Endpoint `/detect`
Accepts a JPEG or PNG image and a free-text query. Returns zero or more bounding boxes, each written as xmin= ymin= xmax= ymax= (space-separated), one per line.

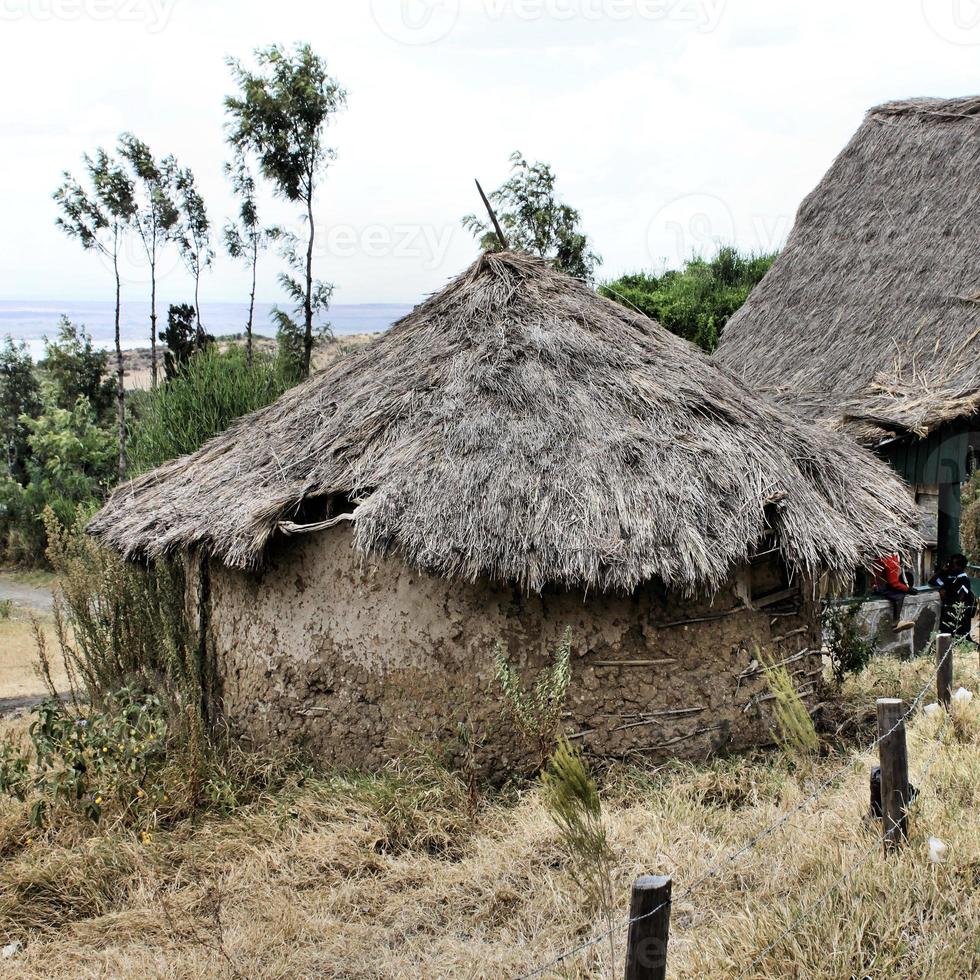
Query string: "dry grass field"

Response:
xmin=0 ymin=647 xmax=975 ymax=978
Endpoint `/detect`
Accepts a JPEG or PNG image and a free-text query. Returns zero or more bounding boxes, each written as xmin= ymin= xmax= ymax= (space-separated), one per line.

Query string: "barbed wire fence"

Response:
xmin=516 ymin=639 xmax=964 ymax=980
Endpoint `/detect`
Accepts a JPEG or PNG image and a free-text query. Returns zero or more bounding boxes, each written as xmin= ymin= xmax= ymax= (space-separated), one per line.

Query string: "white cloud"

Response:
xmin=0 ymin=0 xmax=978 ymax=306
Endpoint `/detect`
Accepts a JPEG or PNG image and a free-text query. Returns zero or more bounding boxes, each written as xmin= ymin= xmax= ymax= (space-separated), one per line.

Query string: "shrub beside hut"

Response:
xmin=89 ymin=252 xmax=918 ymax=770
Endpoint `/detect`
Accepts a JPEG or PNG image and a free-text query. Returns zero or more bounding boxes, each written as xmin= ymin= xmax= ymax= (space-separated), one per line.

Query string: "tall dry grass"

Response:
xmin=0 ymin=649 xmax=975 ymax=978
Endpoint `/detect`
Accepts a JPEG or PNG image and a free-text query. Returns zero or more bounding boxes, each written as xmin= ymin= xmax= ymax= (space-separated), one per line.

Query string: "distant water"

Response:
xmin=0 ymin=300 xmax=413 ymax=360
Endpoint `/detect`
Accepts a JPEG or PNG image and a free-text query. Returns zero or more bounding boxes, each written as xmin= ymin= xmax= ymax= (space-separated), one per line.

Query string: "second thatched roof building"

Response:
xmin=91 ymin=251 xmax=918 ymax=769
xmin=716 ymin=96 xmax=980 ymax=577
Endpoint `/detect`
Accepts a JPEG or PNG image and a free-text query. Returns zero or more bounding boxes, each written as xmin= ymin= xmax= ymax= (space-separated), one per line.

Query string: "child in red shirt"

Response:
xmin=870 ymin=554 xmax=914 ymax=632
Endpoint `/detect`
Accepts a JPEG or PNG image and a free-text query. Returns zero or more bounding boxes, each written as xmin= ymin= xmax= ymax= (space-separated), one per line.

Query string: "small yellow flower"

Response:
xmin=95 ymin=796 xmax=103 ymax=805
xmin=139 ymin=830 xmax=152 ymax=845
xmin=25 ymin=838 xmax=33 ymax=846
xmin=136 ymin=788 xmax=145 ymax=799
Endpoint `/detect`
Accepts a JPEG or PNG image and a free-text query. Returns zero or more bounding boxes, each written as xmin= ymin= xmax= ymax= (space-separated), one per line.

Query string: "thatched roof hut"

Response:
xmin=90 ymin=251 xmax=918 ymax=769
xmin=716 ymin=96 xmax=980 ymax=443
xmin=93 ymin=250 xmax=915 ymax=589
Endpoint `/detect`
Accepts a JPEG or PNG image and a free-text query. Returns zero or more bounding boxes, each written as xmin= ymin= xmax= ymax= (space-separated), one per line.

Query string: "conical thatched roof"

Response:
xmin=89 ymin=251 xmax=918 ymax=593
xmin=716 ymin=96 xmax=980 ymax=442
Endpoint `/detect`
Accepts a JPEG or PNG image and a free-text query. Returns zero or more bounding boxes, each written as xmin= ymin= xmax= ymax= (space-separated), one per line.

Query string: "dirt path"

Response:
xmin=0 ymin=575 xmax=54 ymax=613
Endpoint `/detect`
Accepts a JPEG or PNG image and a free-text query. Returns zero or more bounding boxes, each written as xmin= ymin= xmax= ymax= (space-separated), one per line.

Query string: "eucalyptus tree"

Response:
xmin=463 ymin=151 xmax=602 ymax=282
xmin=118 ymin=134 xmax=179 ymax=387
xmin=54 ymin=150 xmax=136 ymax=477
xmin=173 ymin=166 xmax=213 ymax=332
xmin=225 ymin=43 xmax=347 ymax=377
xmin=224 ymin=158 xmax=273 ymax=367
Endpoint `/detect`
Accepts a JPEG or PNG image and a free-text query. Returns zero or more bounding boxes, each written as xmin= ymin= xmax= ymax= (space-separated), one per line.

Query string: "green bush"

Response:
xmin=0 ymin=396 xmax=115 ymax=563
xmin=962 ymin=469 xmax=979 ymax=565
xmin=0 ymin=688 xmax=168 ymax=831
xmin=822 ymin=601 xmax=878 ymax=684
xmin=128 ymin=345 xmax=292 ymax=473
xmin=38 ymin=317 xmax=116 ymax=422
xmin=599 ymin=246 xmax=776 ymax=352
xmin=5 ymin=515 xmax=289 ymax=832
xmin=42 ymin=510 xmax=197 ymax=703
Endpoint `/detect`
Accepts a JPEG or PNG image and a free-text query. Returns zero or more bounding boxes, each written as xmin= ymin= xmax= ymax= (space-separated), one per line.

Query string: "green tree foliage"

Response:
xmin=599 ymin=246 xmax=776 ymax=352
xmin=118 ymin=134 xmax=180 ymax=388
xmin=270 ymin=306 xmax=307 ymax=385
xmin=224 ymin=159 xmax=274 ymax=367
xmin=53 ymin=148 xmax=136 ymax=477
xmin=129 ymin=346 xmax=292 ymax=473
xmin=962 ymin=469 xmax=980 ymax=565
xmin=172 ymin=167 xmax=213 ymax=331
xmin=0 ymin=336 xmax=42 ymax=484
xmin=40 ymin=317 xmax=115 ymax=421
xmin=0 ymin=396 xmax=116 ymax=561
xmin=160 ymin=303 xmax=214 ymax=381
xmin=463 ymin=151 xmax=601 ymax=281
xmin=226 ymin=43 xmax=347 ymax=377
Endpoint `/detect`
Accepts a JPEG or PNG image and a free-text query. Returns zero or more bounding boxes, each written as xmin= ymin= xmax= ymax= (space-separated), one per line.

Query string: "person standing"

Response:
xmin=929 ymin=554 xmax=978 ymax=640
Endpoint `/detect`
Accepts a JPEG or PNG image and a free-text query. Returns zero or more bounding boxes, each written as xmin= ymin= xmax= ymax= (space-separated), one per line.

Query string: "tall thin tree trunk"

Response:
xmin=194 ymin=266 xmax=202 ymax=333
xmin=303 ymin=191 xmax=315 ymax=377
xmin=247 ymin=240 xmax=257 ymax=369
xmin=150 ymin=245 xmax=158 ymax=388
xmin=113 ymin=229 xmax=127 ymax=479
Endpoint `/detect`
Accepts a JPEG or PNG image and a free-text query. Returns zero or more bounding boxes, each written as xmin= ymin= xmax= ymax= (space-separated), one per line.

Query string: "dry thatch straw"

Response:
xmin=716 ymin=96 xmax=980 ymax=442
xmin=90 ymin=250 xmax=919 ymax=593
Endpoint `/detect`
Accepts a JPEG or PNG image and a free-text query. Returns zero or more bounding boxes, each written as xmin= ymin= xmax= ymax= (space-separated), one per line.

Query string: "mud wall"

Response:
xmin=193 ymin=527 xmax=821 ymax=771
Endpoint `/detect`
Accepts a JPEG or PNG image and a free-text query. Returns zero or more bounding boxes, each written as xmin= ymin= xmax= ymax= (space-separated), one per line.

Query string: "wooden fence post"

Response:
xmin=876 ymin=698 xmax=910 ymax=853
xmin=624 ymin=875 xmax=671 ymax=980
xmin=936 ymin=633 xmax=953 ymax=710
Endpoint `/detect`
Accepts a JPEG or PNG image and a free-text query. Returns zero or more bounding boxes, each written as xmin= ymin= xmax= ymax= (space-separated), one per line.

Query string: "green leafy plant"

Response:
xmin=159 ymin=302 xmax=213 ymax=381
xmin=822 ymin=601 xmax=878 ymax=685
xmin=761 ymin=651 xmax=820 ymax=757
xmin=599 ymin=246 xmax=776 ymax=352
xmin=495 ymin=627 xmax=572 ymax=768
xmin=541 ymin=737 xmax=617 ymax=977
xmin=0 ymin=688 xmax=167 ymax=832
xmin=0 ymin=598 xmax=11 ymax=620
xmin=462 ymin=151 xmax=601 ymax=281
xmin=40 ymin=318 xmax=116 ymax=422
xmin=961 ymin=469 xmax=979 ymax=564
xmin=0 ymin=395 xmax=116 ymax=563
xmin=42 ymin=510 xmax=197 ymax=703
xmin=129 ymin=345 xmax=291 ymax=473
xmin=0 ymin=335 xmax=42 ymax=486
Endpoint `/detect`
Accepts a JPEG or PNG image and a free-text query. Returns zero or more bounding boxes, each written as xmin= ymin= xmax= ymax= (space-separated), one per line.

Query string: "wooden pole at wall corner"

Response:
xmin=876 ymin=698 xmax=910 ymax=854
xmin=624 ymin=875 xmax=671 ymax=980
xmin=936 ymin=633 xmax=953 ymax=710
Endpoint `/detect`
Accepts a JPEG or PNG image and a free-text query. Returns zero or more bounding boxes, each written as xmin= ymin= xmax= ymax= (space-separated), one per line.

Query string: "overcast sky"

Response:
xmin=2 ymin=0 xmax=979 ymax=306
